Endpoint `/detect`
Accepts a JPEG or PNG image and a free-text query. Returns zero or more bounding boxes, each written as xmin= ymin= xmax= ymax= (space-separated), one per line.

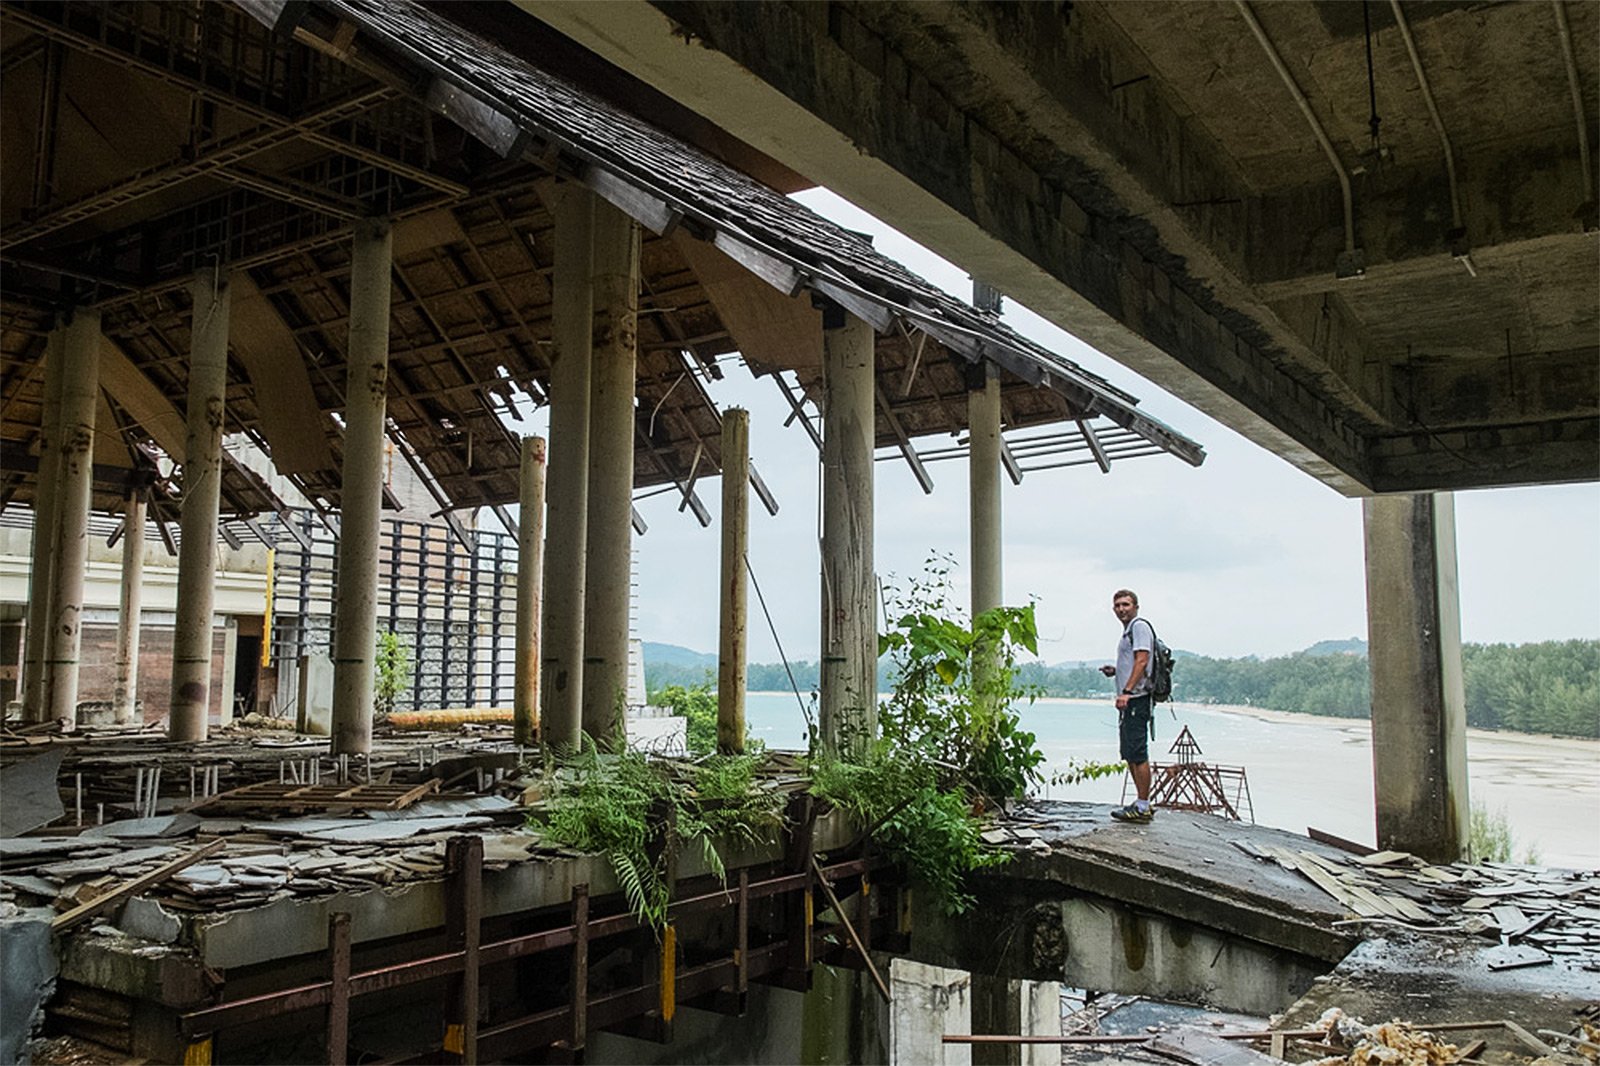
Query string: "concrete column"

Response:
xmin=43 ymin=311 xmax=101 ymax=729
xmin=169 ymin=269 xmax=232 ymax=742
xmin=580 ymin=199 xmax=639 ymax=749
xmin=515 ymin=436 xmax=547 ymax=747
xmin=331 ymin=219 xmax=392 ymax=755
xmin=968 ymin=370 xmax=1002 ymax=617
xmin=718 ymin=408 xmax=750 ymax=755
xmin=889 ymin=959 xmax=971 ymax=1066
xmin=819 ymin=307 xmax=876 ymax=756
xmin=1363 ymin=492 xmax=1469 ymax=863
xmin=219 ymin=616 xmax=238 ymax=726
xmin=112 ymin=493 xmax=146 ymax=724
xmin=540 ymin=184 xmax=594 ymax=751
xmin=21 ymin=327 xmax=64 ymax=721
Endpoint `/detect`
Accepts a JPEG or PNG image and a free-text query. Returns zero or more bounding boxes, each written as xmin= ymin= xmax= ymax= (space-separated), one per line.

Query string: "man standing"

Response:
xmin=1100 ymin=588 xmax=1155 ymax=823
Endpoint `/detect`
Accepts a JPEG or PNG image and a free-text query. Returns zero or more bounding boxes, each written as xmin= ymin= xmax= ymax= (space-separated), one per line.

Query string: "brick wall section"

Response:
xmin=78 ymin=624 xmax=228 ymax=725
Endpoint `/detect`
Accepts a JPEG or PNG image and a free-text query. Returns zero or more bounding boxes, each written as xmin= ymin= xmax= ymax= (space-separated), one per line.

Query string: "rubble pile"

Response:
xmin=1236 ymin=843 xmax=1600 ymax=971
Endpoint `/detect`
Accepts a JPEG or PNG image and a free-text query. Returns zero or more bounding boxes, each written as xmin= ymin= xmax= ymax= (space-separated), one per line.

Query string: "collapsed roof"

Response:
xmin=0 ymin=0 xmax=1203 ymax=536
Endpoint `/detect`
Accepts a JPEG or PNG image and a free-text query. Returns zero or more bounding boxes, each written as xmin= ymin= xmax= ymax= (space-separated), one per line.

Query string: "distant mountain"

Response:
xmin=642 ymin=641 xmax=716 ymax=668
xmin=1303 ymin=638 xmax=1368 ymax=657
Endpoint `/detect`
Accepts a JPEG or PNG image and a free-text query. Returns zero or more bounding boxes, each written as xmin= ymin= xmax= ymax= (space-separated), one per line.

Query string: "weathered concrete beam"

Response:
xmin=1368 ymin=415 xmax=1600 ymax=494
xmin=330 ymin=220 xmax=393 ymax=756
xmin=21 ymin=326 xmax=64 ymax=721
xmin=170 ymin=269 xmax=232 ymax=743
xmin=1253 ymin=164 xmax=1598 ymax=302
xmin=515 ymin=436 xmax=546 ymax=748
xmin=819 ymin=308 xmax=877 ymax=755
xmin=539 ymin=181 xmax=595 ymax=751
xmin=524 ymin=0 xmax=1377 ymax=492
xmin=113 ymin=493 xmax=146 ymax=725
xmin=718 ymin=407 xmax=750 ymax=755
xmin=580 ymin=199 xmax=640 ymax=748
xmin=1363 ymin=493 xmax=1469 ymax=863
xmin=44 ymin=311 xmax=101 ymax=729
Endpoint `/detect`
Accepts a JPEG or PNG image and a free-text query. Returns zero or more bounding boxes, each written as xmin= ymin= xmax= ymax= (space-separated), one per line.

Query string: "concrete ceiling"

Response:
xmin=522 ymin=0 xmax=1600 ymax=494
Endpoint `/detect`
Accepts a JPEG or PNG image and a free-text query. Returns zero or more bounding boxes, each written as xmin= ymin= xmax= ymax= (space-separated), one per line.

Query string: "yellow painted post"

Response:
xmin=659 ymin=923 xmax=677 ymax=1024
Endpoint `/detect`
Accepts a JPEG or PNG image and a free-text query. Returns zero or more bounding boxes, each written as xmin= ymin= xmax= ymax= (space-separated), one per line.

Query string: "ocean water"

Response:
xmin=739 ymin=691 xmax=1600 ymax=869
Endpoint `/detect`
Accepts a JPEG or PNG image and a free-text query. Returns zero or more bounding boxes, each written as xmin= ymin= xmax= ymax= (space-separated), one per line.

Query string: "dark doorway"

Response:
xmin=233 ymin=635 xmax=261 ymax=717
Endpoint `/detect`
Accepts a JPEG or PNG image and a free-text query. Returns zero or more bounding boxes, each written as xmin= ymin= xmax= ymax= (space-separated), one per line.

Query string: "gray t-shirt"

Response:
xmin=1116 ymin=617 xmax=1156 ymax=696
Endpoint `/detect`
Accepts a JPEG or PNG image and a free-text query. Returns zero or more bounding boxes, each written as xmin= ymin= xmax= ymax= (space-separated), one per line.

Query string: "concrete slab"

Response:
xmin=991 ymin=801 xmax=1359 ymax=964
xmin=1 ymin=907 xmax=57 ymax=1064
xmin=0 ymin=749 xmax=65 ymax=837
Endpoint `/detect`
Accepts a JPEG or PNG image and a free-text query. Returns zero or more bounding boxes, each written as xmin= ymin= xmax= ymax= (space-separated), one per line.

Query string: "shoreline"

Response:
xmin=745 ymin=692 xmax=1600 ymax=752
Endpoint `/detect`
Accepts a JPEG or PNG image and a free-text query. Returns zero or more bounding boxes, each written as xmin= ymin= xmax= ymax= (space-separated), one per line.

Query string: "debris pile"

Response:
xmin=1234 ymin=842 xmax=1600 ymax=971
xmin=1308 ymin=1009 xmax=1459 ymax=1066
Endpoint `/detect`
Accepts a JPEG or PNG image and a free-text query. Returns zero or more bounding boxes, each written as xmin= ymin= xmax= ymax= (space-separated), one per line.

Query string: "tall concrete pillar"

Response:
xmin=331 ymin=219 xmax=392 ymax=755
xmin=1363 ymin=492 xmax=1469 ymax=863
xmin=819 ymin=307 xmax=876 ymax=756
xmin=43 ymin=311 xmax=101 ymax=729
xmin=968 ymin=368 xmax=1004 ymax=720
xmin=968 ymin=370 xmax=1002 ymax=617
xmin=515 ymin=436 xmax=547 ymax=747
xmin=21 ymin=327 xmax=64 ymax=721
xmin=581 ymin=200 xmax=640 ymax=749
xmin=718 ymin=408 xmax=750 ymax=755
xmin=113 ymin=492 xmax=147 ymax=724
xmin=170 ymin=269 xmax=231 ymax=742
xmin=540 ymin=184 xmax=594 ymax=752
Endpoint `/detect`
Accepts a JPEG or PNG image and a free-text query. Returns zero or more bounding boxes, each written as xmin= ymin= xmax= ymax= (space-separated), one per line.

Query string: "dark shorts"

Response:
xmin=1119 ymin=695 xmax=1152 ymax=765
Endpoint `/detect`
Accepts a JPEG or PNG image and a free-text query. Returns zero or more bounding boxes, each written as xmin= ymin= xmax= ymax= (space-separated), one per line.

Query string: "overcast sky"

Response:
xmin=516 ymin=190 xmax=1600 ymax=666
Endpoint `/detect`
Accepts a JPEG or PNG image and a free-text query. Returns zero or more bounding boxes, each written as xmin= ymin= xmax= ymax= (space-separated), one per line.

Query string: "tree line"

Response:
xmin=645 ymin=639 xmax=1599 ymax=739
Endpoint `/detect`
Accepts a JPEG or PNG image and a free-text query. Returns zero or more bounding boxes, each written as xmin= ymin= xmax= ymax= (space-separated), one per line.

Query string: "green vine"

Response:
xmin=529 ymin=740 xmax=785 ymax=930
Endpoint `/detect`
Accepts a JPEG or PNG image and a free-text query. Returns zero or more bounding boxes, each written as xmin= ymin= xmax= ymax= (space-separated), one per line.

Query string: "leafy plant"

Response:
xmin=877 ymin=556 xmax=1045 ymax=802
xmin=529 ymin=740 xmax=785 ymax=929
xmin=809 ymin=743 xmax=1007 ymax=914
xmin=373 ymin=630 xmax=413 ymax=720
xmin=651 ymin=682 xmax=720 ymax=754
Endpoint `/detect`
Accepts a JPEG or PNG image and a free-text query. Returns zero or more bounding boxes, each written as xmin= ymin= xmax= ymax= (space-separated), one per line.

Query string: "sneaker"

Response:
xmin=1110 ymin=803 xmax=1153 ymax=824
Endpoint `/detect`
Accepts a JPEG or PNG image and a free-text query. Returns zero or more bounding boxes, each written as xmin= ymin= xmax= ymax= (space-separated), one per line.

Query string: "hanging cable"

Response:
xmin=1362 ymin=0 xmax=1383 ymax=151
xmin=744 ymin=553 xmax=814 ymax=728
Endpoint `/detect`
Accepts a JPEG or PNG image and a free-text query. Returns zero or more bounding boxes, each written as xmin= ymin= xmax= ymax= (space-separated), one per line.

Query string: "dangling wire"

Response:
xmin=744 ymin=553 xmax=813 ymax=733
xmin=1363 ymin=0 xmax=1383 ymax=151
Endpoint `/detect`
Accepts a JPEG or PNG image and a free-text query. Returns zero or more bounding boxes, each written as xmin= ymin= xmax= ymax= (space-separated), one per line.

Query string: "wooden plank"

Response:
xmin=229 ymin=273 xmax=335 ymax=476
xmin=1355 ymin=849 xmax=1416 ymax=867
xmin=673 ymin=230 xmax=822 ymax=371
xmin=97 ymin=336 xmax=187 ymax=459
xmin=53 ymin=839 xmax=226 ymax=931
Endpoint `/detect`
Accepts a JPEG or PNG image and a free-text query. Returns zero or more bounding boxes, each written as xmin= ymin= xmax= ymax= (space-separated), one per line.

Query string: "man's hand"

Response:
xmin=1114 ymin=693 xmax=1130 ymax=710
xmin=1099 ymin=664 xmax=1116 ymax=677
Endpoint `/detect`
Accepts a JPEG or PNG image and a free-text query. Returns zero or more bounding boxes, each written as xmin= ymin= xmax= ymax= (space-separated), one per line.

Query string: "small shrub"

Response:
xmin=651 ymin=682 xmax=719 ymax=754
xmin=374 ymin=631 xmax=413 ymax=719
xmin=1469 ymin=801 xmax=1540 ymax=865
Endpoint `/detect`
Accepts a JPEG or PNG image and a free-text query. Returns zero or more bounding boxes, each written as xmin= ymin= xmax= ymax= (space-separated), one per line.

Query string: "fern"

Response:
xmin=529 ymin=739 xmax=786 ymax=930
